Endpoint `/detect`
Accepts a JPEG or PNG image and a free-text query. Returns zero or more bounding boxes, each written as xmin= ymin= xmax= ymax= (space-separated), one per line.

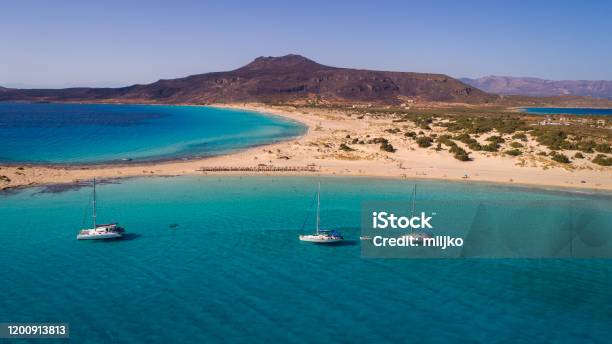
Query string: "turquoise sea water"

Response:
xmin=1 ymin=176 xmax=612 ymax=343
xmin=0 ymin=103 xmax=305 ymax=164
xmin=522 ymin=107 xmax=612 ymax=116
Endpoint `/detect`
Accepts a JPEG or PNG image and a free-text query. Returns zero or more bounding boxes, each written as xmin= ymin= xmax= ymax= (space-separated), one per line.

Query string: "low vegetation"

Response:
xmin=299 ymin=104 xmax=611 ymax=170
xmin=505 ymin=149 xmax=522 ymax=156
xmin=436 ymin=135 xmax=456 ymax=147
xmin=369 ymin=137 xmax=396 ymax=152
xmin=550 ymin=152 xmax=571 ymax=164
xmin=384 ymin=128 xmax=401 ymax=134
xmin=416 ymin=136 xmax=433 ymax=148
xmin=486 ymin=135 xmax=505 ymax=145
xmin=380 ymin=141 xmax=396 ymax=152
xmin=512 ymin=132 xmax=528 ymax=141
xmin=481 ymin=142 xmax=500 ymax=152
xmin=339 ymin=143 xmax=355 ymax=152
xmin=596 ymin=143 xmax=611 ymax=153
xmin=443 ymin=116 xmax=527 ymax=134
xmin=528 ymin=129 xmax=567 ymax=150
xmin=592 ymin=154 xmax=612 ymax=166
xmin=449 ymin=145 xmax=471 ymax=161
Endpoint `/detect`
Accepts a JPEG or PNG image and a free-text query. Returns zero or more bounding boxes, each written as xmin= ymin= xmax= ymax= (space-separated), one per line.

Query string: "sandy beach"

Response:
xmin=1 ymin=103 xmax=611 ymax=192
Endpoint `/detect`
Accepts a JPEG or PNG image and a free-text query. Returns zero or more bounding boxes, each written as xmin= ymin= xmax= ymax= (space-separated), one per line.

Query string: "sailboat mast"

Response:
xmin=411 ymin=184 xmax=417 ymax=215
xmin=316 ymin=182 xmax=320 ymax=234
xmin=92 ymin=178 xmax=97 ymax=229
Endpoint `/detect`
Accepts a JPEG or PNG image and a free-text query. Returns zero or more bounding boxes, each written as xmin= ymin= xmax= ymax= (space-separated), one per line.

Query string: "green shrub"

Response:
xmin=380 ymin=142 xmax=396 ymax=153
xmin=510 ymin=141 xmax=523 ymax=148
xmin=559 ymin=141 xmax=577 ymax=150
xmin=370 ymin=137 xmax=389 ymax=144
xmin=436 ymin=135 xmax=456 ymax=147
xmin=551 ymin=152 xmax=571 ymax=164
xmin=405 ymin=131 xmax=417 ymax=138
xmin=443 ymin=116 xmax=527 ymax=134
xmin=592 ymin=154 xmax=612 ymax=166
xmin=450 ymin=146 xmax=471 ymax=161
xmin=454 ymin=133 xmax=477 ymax=145
xmin=339 ymin=143 xmax=355 ymax=152
xmin=532 ymin=129 xmax=567 ymax=150
xmin=416 ymin=136 xmax=433 ymax=148
xmin=512 ymin=132 xmax=528 ymax=141
xmin=574 ymin=152 xmax=584 ymax=159
xmin=468 ymin=142 xmax=483 ymax=151
xmin=595 ymin=143 xmax=611 ymax=153
xmin=454 ymin=151 xmax=471 ymax=161
xmin=481 ymin=143 xmax=500 ymax=152
xmin=486 ymin=135 xmax=505 ymax=144
xmin=413 ymin=116 xmax=433 ymax=130
xmin=505 ymin=149 xmax=522 ymax=156
xmin=576 ymin=140 xmax=596 ymax=153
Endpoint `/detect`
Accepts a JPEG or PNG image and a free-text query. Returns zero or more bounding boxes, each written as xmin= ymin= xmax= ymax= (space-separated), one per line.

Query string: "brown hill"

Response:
xmin=0 ymin=54 xmax=495 ymax=105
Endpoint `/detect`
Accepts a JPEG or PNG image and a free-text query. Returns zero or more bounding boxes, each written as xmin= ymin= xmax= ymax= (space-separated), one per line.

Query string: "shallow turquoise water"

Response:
xmin=1 ymin=176 xmax=612 ymax=343
xmin=0 ymin=103 xmax=305 ymax=164
xmin=522 ymin=107 xmax=612 ymax=116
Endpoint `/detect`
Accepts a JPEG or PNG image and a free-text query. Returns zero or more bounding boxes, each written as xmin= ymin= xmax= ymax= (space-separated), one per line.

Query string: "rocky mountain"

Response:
xmin=0 ymin=54 xmax=495 ymax=105
xmin=461 ymin=76 xmax=612 ymax=99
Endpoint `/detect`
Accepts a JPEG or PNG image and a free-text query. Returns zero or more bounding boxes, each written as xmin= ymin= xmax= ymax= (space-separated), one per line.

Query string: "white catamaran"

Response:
xmin=76 ymin=178 xmax=125 ymax=240
xmin=299 ymin=183 xmax=344 ymax=244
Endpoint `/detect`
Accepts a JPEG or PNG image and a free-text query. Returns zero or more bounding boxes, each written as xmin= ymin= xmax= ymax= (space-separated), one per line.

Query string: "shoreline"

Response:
xmin=0 ymin=103 xmax=308 ymax=168
xmin=1 ymin=103 xmax=611 ymax=193
xmin=5 ymin=174 xmax=612 ymax=198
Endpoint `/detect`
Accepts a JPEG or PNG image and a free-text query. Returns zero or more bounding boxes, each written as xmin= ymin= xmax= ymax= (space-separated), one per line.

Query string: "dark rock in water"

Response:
xmin=169 ymin=224 xmax=179 ymax=229
xmin=35 ymin=179 xmax=121 ymax=194
xmin=36 ymin=181 xmax=92 ymax=194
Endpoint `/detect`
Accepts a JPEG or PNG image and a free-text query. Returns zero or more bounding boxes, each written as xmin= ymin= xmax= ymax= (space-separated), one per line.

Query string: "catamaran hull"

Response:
xmin=299 ymin=236 xmax=344 ymax=244
xmin=76 ymin=233 xmax=123 ymax=240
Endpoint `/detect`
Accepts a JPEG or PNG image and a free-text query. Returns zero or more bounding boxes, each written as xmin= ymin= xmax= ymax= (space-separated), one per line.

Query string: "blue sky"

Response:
xmin=1 ymin=0 xmax=611 ymax=88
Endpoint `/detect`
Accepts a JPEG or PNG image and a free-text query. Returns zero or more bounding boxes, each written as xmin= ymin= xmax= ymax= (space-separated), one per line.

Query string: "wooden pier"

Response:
xmin=198 ymin=165 xmax=319 ymax=173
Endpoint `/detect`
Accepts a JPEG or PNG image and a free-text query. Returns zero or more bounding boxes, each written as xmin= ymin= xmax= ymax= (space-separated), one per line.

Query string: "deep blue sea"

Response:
xmin=0 ymin=103 xmax=305 ymax=164
xmin=522 ymin=107 xmax=612 ymax=116
xmin=1 ymin=176 xmax=612 ymax=343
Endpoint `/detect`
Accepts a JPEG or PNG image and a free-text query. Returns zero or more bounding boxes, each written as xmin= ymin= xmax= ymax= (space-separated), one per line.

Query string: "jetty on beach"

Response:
xmin=198 ymin=165 xmax=319 ymax=173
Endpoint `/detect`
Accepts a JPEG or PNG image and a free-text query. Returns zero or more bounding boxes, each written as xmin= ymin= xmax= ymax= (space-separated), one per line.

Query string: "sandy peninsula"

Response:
xmin=0 ymin=103 xmax=611 ymax=192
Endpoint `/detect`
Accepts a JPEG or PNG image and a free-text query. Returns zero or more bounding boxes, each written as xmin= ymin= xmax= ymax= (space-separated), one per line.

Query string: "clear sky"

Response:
xmin=1 ymin=0 xmax=611 ymax=88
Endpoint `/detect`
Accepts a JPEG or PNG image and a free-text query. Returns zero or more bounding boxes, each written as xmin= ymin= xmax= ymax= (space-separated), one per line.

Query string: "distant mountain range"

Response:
xmin=461 ymin=76 xmax=612 ymax=99
xmin=2 ymin=56 xmax=611 ymax=106
xmin=0 ymin=55 xmax=494 ymax=104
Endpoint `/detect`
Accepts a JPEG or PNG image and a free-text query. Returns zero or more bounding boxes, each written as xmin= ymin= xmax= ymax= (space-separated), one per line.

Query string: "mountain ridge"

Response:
xmin=461 ymin=75 xmax=612 ymax=99
xmin=0 ymin=54 xmax=494 ymax=104
xmin=3 ymin=56 xmax=612 ymax=106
